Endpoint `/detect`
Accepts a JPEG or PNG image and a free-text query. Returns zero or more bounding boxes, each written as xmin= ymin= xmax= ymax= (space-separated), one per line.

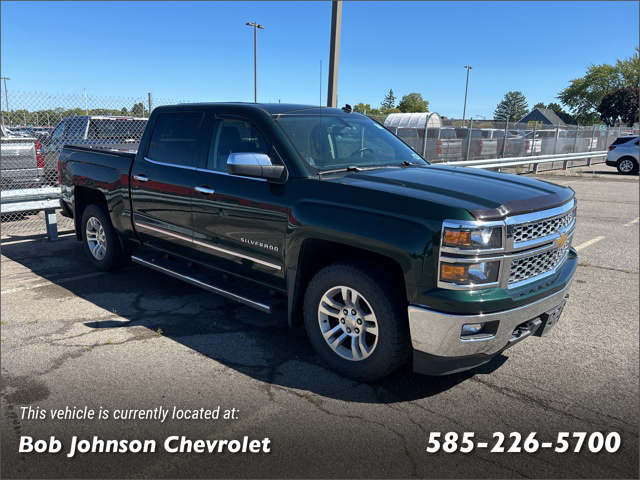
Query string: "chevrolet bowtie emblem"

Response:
xmin=555 ymin=233 xmax=567 ymax=248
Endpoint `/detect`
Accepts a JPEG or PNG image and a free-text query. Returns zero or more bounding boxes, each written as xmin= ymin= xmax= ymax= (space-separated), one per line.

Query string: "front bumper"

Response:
xmin=409 ymin=269 xmax=574 ymax=376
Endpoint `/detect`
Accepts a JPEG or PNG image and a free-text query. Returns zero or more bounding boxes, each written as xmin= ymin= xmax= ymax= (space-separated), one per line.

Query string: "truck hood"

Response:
xmin=320 ymin=164 xmax=574 ymax=220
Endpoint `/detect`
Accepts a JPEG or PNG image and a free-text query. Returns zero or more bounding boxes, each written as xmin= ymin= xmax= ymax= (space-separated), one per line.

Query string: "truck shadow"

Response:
xmin=1 ymin=236 xmax=508 ymax=404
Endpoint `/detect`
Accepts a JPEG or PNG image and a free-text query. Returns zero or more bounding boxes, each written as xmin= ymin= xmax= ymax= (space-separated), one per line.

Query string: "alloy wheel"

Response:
xmin=317 ymin=286 xmax=379 ymax=361
xmin=619 ymin=159 xmax=635 ymax=173
xmin=86 ymin=216 xmax=107 ymax=260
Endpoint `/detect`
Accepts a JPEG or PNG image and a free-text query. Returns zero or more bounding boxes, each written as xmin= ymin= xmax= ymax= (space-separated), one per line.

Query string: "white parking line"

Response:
xmin=0 ymin=232 xmax=75 ymax=246
xmin=624 ymin=217 xmax=639 ymax=227
xmin=574 ymin=236 xmax=605 ymax=252
xmin=0 ymin=272 xmax=104 ymax=295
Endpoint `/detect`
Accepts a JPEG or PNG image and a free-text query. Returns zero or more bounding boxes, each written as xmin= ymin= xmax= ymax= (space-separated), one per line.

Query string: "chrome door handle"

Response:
xmin=195 ymin=186 xmax=215 ymax=195
xmin=133 ymin=174 xmax=148 ymax=182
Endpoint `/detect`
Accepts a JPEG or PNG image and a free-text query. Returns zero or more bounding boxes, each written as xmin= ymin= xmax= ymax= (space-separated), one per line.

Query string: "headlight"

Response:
xmin=440 ymin=261 xmax=500 ymax=285
xmin=443 ymin=226 xmax=502 ymax=249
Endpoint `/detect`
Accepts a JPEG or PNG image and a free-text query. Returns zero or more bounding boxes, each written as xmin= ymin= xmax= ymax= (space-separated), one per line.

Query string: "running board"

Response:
xmin=131 ymin=251 xmax=283 ymax=314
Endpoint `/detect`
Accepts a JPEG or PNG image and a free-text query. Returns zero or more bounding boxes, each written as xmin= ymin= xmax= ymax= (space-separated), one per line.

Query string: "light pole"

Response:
xmin=1 ymin=77 xmax=10 ymax=126
xmin=246 ymin=22 xmax=265 ymax=103
xmin=462 ymin=66 xmax=472 ymax=122
xmin=327 ymin=1 xmax=342 ymax=107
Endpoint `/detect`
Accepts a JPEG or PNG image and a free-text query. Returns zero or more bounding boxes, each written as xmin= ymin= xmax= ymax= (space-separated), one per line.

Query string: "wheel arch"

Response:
xmin=286 ymin=238 xmax=414 ymax=327
xmin=73 ymin=186 xmax=108 ymax=240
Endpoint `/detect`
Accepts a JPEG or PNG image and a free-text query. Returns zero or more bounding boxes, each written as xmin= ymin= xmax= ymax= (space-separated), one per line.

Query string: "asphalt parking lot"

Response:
xmin=1 ymin=163 xmax=638 ymax=479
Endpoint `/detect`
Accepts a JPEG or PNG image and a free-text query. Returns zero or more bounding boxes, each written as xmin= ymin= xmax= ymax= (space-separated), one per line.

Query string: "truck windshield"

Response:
xmin=274 ymin=114 xmax=427 ymax=171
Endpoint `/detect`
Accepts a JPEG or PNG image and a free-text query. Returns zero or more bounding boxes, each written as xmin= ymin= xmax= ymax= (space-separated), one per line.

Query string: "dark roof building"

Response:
xmin=518 ymin=107 xmax=576 ymax=126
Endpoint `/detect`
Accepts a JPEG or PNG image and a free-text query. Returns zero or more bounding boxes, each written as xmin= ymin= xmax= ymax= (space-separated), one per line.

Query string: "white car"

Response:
xmin=606 ymin=135 xmax=639 ymax=174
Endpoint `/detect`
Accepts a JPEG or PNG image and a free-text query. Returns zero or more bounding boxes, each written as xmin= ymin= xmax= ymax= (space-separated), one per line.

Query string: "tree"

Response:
xmin=353 ymin=103 xmax=370 ymax=114
xmin=546 ymin=102 xmax=564 ymax=113
xmin=534 ymin=102 xmax=546 ymax=108
xmin=558 ymin=48 xmax=639 ymax=124
xmin=493 ymin=91 xmax=529 ymax=122
xmin=131 ymin=102 xmax=148 ymax=117
xmin=397 ymin=93 xmax=428 ymax=113
xmin=381 ymin=89 xmax=396 ymax=109
xmin=597 ymin=86 xmax=639 ymax=126
xmin=121 ymin=107 xmax=129 ymax=115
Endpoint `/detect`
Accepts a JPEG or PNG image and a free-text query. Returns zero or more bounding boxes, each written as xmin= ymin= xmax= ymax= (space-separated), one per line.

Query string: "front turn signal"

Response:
xmin=440 ymin=263 xmax=468 ymax=283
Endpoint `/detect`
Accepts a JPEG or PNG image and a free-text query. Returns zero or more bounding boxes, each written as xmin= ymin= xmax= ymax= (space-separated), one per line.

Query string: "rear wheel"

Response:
xmin=81 ymin=204 xmax=130 ymax=271
xmin=616 ymin=157 xmax=638 ymax=174
xmin=303 ymin=262 xmax=410 ymax=381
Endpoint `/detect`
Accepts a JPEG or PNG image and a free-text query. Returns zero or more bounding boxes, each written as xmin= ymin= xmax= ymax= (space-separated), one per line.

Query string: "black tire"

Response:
xmin=81 ymin=204 xmax=131 ymax=271
xmin=616 ymin=157 xmax=638 ymax=175
xmin=303 ymin=262 xmax=411 ymax=381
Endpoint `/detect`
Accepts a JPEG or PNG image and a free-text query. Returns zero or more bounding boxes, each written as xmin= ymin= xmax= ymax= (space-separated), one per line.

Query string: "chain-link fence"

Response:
xmin=1 ymin=90 xmax=636 ymax=237
xmin=365 ymin=112 xmax=633 ymax=173
xmin=0 ymin=90 xmax=198 ymax=236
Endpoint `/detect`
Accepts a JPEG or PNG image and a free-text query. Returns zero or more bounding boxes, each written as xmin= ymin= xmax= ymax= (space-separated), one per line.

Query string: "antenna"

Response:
xmin=319 ymin=60 xmax=322 ymax=108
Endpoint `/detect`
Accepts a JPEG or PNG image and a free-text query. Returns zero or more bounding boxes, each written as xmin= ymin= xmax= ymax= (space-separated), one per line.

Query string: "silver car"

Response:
xmin=606 ymin=135 xmax=639 ymax=174
xmin=1 ymin=126 xmax=43 ymax=189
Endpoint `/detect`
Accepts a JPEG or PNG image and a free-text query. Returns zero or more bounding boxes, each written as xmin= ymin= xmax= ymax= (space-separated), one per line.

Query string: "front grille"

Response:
xmin=513 ymin=209 xmax=575 ymax=243
xmin=509 ymin=242 xmax=570 ymax=284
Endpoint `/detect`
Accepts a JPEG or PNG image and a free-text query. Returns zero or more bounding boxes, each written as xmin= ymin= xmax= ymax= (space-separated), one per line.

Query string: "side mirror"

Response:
xmin=227 ymin=152 xmax=286 ymax=182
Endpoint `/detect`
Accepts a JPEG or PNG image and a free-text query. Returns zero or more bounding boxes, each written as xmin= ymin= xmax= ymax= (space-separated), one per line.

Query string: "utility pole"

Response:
xmin=246 ymin=22 xmax=265 ymax=103
xmin=1 ymin=77 xmax=10 ymax=126
xmin=327 ymin=1 xmax=342 ymax=107
xmin=462 ymin=66 xmax=472 ymax=122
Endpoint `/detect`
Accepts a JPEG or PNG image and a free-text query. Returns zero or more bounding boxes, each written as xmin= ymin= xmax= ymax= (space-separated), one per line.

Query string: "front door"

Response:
xmin=190 ymin=115 xmax=289 ymax=288
xmin=130 ymin=110 xmax=205 ymax=258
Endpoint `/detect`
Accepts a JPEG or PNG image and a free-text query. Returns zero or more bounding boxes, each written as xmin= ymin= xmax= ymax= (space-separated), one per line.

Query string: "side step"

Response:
xmin=131 ymin=251 xmax=284 ymax=314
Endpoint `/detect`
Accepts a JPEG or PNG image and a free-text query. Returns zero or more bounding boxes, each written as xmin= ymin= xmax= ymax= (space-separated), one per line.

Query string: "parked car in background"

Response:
xmin=1 ymin=125 xmax=44 ymax=189
xmin=425 ymin=127 xmax=463 ymax=162
xmin=454 ymin=127 xmax=483 ymax=159
xmin=477 ymin=129 xmax=499 ymax=158
xmin=529 ymin=129 xmax=590 ymax=155
xmin=481 ymin=129 xmax=525 ymax=157
xmin=606 ymin=135 xmax=639 ymax=174
xmin=42 ymin=115 xmax=147 ymax=185
xmin=521 ymin=131 xmax=542 ymax=155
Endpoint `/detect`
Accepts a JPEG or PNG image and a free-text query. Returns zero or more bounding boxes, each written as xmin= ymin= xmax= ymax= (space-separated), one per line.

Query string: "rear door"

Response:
xmin=190 ymin=114 xmax=289 ymax=288
xmin=130 ymin=110 xmax=206 ymax=258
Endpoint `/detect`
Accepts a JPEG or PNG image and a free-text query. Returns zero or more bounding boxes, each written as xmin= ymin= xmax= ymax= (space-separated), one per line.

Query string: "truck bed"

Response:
xmin=59 ymin=144 xmax=136 ymax=194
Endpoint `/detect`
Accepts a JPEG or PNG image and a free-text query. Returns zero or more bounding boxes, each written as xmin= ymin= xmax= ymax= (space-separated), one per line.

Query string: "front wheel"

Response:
xmin=303 ymin=263 xmax=411 ymax=381
xmin=81 ymin=204 xmax=131 ymax=271
xmin=616 ymin=157 xmax=638 ymax=175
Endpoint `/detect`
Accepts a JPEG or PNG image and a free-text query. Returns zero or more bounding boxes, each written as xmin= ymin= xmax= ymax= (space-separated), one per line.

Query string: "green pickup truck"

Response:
xmin=59 ymin=103 xmax=577 ymax=380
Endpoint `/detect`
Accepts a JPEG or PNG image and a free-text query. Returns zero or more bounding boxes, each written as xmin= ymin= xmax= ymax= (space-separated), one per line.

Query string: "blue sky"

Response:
xmin=1 ymin=1 xmax=638 ymax=118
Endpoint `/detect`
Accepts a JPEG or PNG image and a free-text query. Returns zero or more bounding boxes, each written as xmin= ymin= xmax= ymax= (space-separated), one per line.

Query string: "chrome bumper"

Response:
xmin=408 ymin=278 xmax=573 ymax=359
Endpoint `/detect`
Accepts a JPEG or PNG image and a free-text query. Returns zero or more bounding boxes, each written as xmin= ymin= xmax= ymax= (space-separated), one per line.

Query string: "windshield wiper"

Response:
xmin=318 ymin=165 xmax=366 ymax=175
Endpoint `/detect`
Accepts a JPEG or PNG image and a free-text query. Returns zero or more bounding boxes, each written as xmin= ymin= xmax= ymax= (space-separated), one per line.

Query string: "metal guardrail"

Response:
xmin=1 ymin=186 xmax=63 ymax=240
xmin=443 ymin=150 xmax=608 ymax=171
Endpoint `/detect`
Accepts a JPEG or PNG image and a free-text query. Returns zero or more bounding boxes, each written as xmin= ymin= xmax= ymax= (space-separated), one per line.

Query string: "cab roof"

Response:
xmin=171 ymin=102 xmax=354 ymax=116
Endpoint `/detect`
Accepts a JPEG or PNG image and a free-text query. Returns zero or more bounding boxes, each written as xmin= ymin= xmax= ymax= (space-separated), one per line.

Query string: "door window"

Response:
xmin=147 ymin=112 xmax=203 ymax=166
xmin=207 ymin=118 xmax=270 ymax=171
xmin=51 ymin=121 xmax=67 ymax=141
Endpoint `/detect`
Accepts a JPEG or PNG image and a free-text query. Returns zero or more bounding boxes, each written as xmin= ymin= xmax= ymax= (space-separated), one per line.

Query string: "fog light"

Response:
xmin=461 ymin=323 xmax=484 ymax=336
